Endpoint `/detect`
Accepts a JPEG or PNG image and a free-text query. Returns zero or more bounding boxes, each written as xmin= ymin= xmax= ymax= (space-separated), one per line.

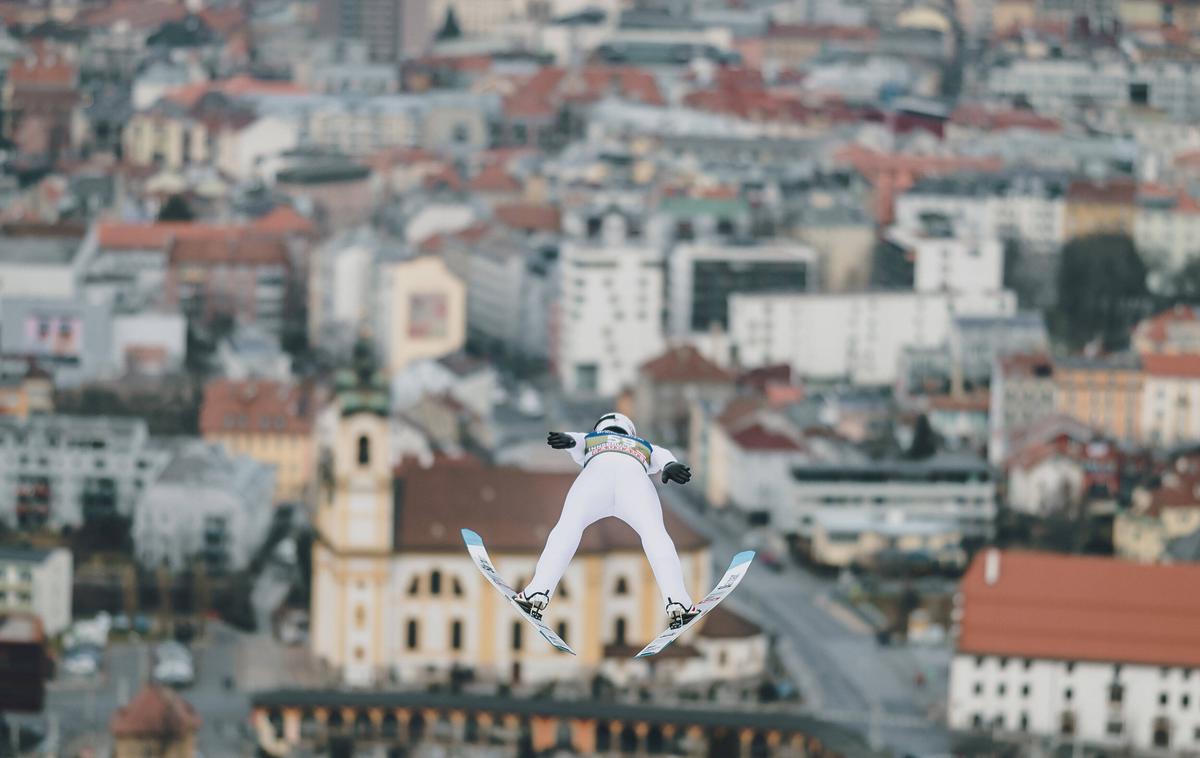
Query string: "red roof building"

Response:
xmin=110 ymin=684 xmax=201 ymax=744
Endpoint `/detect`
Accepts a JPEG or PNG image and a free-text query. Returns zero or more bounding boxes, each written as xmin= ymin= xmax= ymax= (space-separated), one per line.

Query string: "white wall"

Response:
xmin=728 ymin=290 xmax=1016 ymax=386
xmin=1141 ymin=375 xmax=1200 ymax=447
xmin=111 ymin=312 xmax=186 ymax=373
xmin=950 ymin=653 xmax=1200 ymax=752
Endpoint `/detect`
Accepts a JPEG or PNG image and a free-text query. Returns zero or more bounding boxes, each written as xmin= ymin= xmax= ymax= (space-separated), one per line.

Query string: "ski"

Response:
xmin=461 ymin=528 xmax=576 ymax=655
xmin=635 ymin=550 xmax=756 ymax=658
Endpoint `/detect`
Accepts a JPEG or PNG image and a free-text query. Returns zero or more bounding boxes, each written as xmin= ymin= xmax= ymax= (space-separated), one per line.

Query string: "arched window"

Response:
xmin=558 ymin=581 xmax=569 ymax=599
xmin=512 ymin=621 xmax=523 ymax=651
xmin=354 ymin=605 xmax=366 ymax=628
xmin=430 ymin=570 xmax=442 ymax=595
xmin=452 ymin=577 xmax=463 ymax=596
xmin=614 ymin=577 xmax=628 ymax=595
xmin=407 ymin=576 xmax=420 ymax=595
xmin=557 ymin=621 xmax=569 ymax=644
xmin=357 ymin=435 xmax=370 ymax=466
xmin=614 ymin=617 xmax=627 ymax=646
xmin=406 ymin=619 xmax=419 ymax=650
xmin=450 ymin=620 xmax=463 ymax=650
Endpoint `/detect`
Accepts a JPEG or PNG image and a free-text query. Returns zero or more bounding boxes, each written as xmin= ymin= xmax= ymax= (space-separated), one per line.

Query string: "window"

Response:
xmin=1019 ymin=713 xmax=1029 ymax=731
xmin=452 ymin=577 xmax=463 ymax=597
xmin=614 ymin=617 xmax=627 ymax=646
xmin=357 ymin=435 xmax=370 ymax=466
xmin=1024 ymin=659 xmax=1033 ymax=671
xmin=1160 ymin=692 xmax=1169 ymax=706
xmin=557 ymin=621 xmax=568 ymax=644
xmin=614 ymin=577 xmax=628 ymax=595
xmin=354 ymin=646 xmax=364 ymax=661
xmin=1109 ymin=683 xmax=1124 ymax=703
xmin=1107 ymin=720 xmax=1123 ymax=737
xmin=1000 ymin=657 xmax=1009 ymax=669
xmin=450 ymin=620 xmax=462 ymax=650
xmin=1021 ymin=684 xmax=1030 ymax=697
xmin=998 ymin=684 xmax=1006 ymax=696
xmin=971 ymin=714 xmax=983 ymax=729
xmin=973 ymin=682 xmax=982 ymax=695
xmin=430 ymin=570 xmax=441 ymax=595
xmin=408 ymin=577 xmax=420 ymax=595
xmin=558 ymin=582 xmax=568 ymax=599
xmin=406 ymin=619 xmax=419 ymax=649
xmin=1066 ymin=662 xmax=1075 ymax=673
xmin=975 ymin=656 xmax=984 ymax=668
xmin=512 ymin=621 xmax=523 ymax=651
xmin=1064 ymin=688 xmax=1073 ymax=701
xmin=354 ymin=605 xmax=366 ymax=628
xmin=1183 ymin=694 xmax=1191 ymax=708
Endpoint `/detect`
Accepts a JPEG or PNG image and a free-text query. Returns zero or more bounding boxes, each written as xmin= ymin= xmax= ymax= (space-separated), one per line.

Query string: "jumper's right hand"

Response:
xmin=547 ymin=432 xmax=576 ymax=449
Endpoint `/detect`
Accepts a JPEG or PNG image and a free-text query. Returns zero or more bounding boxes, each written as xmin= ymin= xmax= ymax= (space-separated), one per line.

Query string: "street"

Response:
xmin=659 ymin=486 xmax=954 ymax=757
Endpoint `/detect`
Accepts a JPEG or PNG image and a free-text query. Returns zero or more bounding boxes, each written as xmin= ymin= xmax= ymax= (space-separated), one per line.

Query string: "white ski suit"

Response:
xmin=523 ymin=431 xmax=694 ymax=607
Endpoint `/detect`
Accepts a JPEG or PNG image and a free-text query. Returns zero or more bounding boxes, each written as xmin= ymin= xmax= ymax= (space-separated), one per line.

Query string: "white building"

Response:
xmin=216 ymin=325 xmax=293 ymax=381
xmin=950 ymin=550 xmax=1200 ymax=753
xmin=0 ymin=546 xmax=72 ymax=636
xmin=0 ymin=235 xmax=86 ymax=306
xmin=1134 ymin=189 xmax=1200 ymax=279
xmin=886 ymin=224 xmax=1004 ymax=295
xmin=307 ymin=228 xmax=382 ymax=355
xmin=556 ymin=210 xmax=666 ymax=396
xmin=1140 ymin=354 xmax=1200 ymax=447
xmin=782 ymin=453 xmax=995 ymax=542
xmin=667 ymin=241 xmax=816 ymax=337
xmin=110 ymin=311 xmax=187 ymax=377
xmin=0 ymin=416 xmax=172 ymax=530
xmin=951 ymin=312 xmax=1048 ymax=385
xmin=217 ymin=115 xmax=301 ymax=182
xmin=133 ymin=442 xmax=276 ymax=574
xmin=988 ymin=353 xmax=1056 ymax=466
xmin=894 ymin=170 xmax=1067 ymax=255
xmin=728 ymin=290 xmax=1016 ymax=386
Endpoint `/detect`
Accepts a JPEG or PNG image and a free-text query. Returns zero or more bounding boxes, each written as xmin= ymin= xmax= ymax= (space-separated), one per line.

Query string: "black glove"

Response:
xmin=661 ymin=462 xmax=692 ymax=485
xmin=547 ymin=432 xmax=576 ymax=449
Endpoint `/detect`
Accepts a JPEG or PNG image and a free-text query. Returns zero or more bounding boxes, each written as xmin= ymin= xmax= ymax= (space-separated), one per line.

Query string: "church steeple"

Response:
xmin=335 ymin=334 xmax=389 ymax=417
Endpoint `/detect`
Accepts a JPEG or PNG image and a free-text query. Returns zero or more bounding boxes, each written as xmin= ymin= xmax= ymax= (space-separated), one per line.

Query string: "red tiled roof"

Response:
xmin=253 ymin=205 xmax=316 ymax=236
xmin=639 ymin=345 xmax=734 ymax=384
xmin=503 ymin=66 xmax=666 ymax=120
xmin=199 ymin=379 xmax=315 ymax=436
xmin=469 ymin=162 xmax=522 ymax=193
xmin=395 ymin=464 xmax=708 ymax=554
xmin=165 ymin=75 xmax=307 ymax=108
xmin=998 ymin=352 xmax=1054 ymax=379
xmin=764 ymin=23 xmax=878 ymax=42
xmin=110 ymin=684 xmax=201 ymax=739
xmin=1143 ymin=472 xmax=1200 ymax=516
xmin=169 ymin=235 xmax=289 ymax=267
xmin=957 ymin=550 xmax=1200 ymax=668
xmin=698 ymin=606 xmax=763 ymax=639
xmin=949 ymin=104 xmax=1060 ymax=132
xmin=928 ymin=393 xmax=990 ymax=413
xmin=730 ymin=424 xmax=803 ymax=452
xmin=1135 ymin=305 xmax=1199 ymax=346
xmin=1143 ymin=354 xmax=1200 ymax=378
xmin=7 ymin=56 xmax=75 ymax=88
xmin=1067 ymin=178 xmax=1137 ymax=205
xmin=493 ymin=203 xmax=561 ymax=233
xmin=198 ymin=5 xmax=245 ymax=34
xmin=96 ymin=222 xmax=245 ymax=250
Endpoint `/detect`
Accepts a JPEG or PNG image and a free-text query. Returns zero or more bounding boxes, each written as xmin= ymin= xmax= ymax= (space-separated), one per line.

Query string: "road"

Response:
xmin=659 ymin=486 xmax=954 ymax=757
xmin=46 ymin=622 xmax=253 ymax=757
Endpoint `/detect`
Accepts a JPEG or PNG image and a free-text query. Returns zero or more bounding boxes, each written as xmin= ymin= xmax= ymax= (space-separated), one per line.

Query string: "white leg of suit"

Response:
xmin=525 ymin=454 xmax=694 ymax=608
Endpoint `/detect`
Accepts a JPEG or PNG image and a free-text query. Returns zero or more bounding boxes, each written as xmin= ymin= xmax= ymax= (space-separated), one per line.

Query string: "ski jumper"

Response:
xmin=523 ymin=431 xmax=694 ymax=607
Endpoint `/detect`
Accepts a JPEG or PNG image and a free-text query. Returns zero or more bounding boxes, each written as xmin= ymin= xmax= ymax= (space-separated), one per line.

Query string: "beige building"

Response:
xmin=1115 ymin=462 xmax=1200 ymax=563
xmin=1053 ymin=354 xmax=1143 ymax=443
xmin=199 ymin=379 xmax=318 ymax=504
xmin=1140 ymin=354 xmax=1200 ymax=447
xmin=377 ymin=255 xmax=467 ymax=376
xmin=311 ymin=341 xmax=761 ymax=687
xmin=109 ymin=684 xmax=201 ymax=758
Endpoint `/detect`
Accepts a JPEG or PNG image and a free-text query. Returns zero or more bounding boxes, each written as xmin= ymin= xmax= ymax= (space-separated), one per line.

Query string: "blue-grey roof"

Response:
xmin=0 ymin=546 xmax=52 ymax=563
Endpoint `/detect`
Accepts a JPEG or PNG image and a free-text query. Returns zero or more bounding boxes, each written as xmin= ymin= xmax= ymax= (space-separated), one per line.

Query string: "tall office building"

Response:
xmin=317 ymin=0 xmax=430 ymax=62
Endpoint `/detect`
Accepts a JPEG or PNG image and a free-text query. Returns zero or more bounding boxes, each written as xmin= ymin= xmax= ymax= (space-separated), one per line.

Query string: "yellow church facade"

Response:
xmin=310 ymin=343 xmax=764 ymax=688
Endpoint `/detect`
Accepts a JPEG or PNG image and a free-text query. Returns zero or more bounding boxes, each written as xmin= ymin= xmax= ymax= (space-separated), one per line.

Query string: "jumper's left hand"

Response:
xmin=662 ymin=462 xmax=692 ymax=485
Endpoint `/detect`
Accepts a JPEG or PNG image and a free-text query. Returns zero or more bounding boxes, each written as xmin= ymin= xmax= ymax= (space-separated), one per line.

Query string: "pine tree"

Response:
xmin=437 ymin=7 xmax=463 ymax=40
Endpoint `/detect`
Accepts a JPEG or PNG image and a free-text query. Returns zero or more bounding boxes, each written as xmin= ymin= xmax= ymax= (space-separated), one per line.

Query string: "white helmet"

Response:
xmin=594 ymin=411 xmax=636 ymax=437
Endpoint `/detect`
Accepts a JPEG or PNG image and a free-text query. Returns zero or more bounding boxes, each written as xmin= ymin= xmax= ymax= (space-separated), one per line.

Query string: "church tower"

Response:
xmin=311 ymin=337 xmax=394 ymax=685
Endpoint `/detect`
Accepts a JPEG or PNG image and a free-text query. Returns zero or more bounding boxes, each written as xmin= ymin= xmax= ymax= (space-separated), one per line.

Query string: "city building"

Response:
xmin=949 ymin=550 xmax=1200 ymax=753
xmin=133 ymin=442 xmax=276 ymax=574
xmin=215 ymin=326 xmax=293 ymax=381
xmin=1115 ymin=459 xmax=1200 ymax=563
xmin=110 ymin=684 xmax=201 ymax=758
xmin=950 ymin=312 xmax=1048 ymax=387
xmin=0 ymin=361 xmax=53 ymax=420
xmin=886 ymin=222 xmax=1004 ymax=295
xmin=1053 ymin=354 xmax=1143 ymax=443
xmin=1140 ymin=354 xmax=1200 ymax=447
xmin=1005 ymin=435 xmax=1120 ymax=516
xmin=807 ymin=509 xmax=964 ymax=569
xmin=988 ymin=352 xmax=1056 ymax=466
xmin=1132 ymin=305 xmax=1200 ymax=355
xmin=728 ymin=290 xmax=1016 ymax=386
xmin=556 ymin=210 xmax=666 ymax=396
xmin=0 ymin=234 xmax=87 ymax=304
xmin=164 ymin=232 xmax=292 ymax=337
xmin=1 ymin=48 xmax=80 ymax=160
xmin=1134 ymin=186 xmax=1200 ymax=277
xmin=199 ymin=379 xmax=317 ymax=505
xmin=375 ymin=254 xmax=467 ymax=377
xmin=0 ymin=415 xmax=171 ymax=530
xmin=633 ymin=345 xmax=735 ymax=446
xmin=317 ymin=0 xmax=430 ymax=62
xmin=311 ymin=342 xmax=747 ymax=687
xmin=666 ymin=241 xmax=816 ymax=337
xmin=782 ymin=454 xmax=995 ymax=545
xmin=0 ymin=546 xmax=71 ymax=636
xmin=1064 ymin=178 xmax=1137 ymax=240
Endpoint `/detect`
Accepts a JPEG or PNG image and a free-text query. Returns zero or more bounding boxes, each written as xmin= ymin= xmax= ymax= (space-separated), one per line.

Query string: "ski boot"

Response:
xmin=514 ymin=590 xmax=549 ymax=620
xmin=665 ymin=599 xmax=701 ymax=630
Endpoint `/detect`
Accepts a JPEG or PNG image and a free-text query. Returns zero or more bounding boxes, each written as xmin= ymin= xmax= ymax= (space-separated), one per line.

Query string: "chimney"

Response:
xmin=984 ymin=548 xmax=1001 ymax=586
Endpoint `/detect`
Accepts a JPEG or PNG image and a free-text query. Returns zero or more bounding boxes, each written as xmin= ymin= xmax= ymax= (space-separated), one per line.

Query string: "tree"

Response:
xmin=1160 ymin=257 xmax=1200 ymax=304
xmin=157 ymin=193 xmax=195 ymax=222
xmin=436 ymin=7 xmax=463 ymax=40
xmin=1052 ymin=234 xmax=1150 ymax=351
xmin=906 ymin=414 xmax=938 ymax=460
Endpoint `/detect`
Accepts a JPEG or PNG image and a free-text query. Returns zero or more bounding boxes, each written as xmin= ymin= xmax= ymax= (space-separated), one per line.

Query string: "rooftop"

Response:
xmin=0 ymin=546 xmax=53 ymax=564
xmin=393 ymin=464 xmax=707 ymax=555
xmin=110 ymin=684 xmax=201 ymax=739
xmin=639 ymin=345 xmax=734 ymax=384
xmin=0 ymin=236 xmax=80 ymax=265
xmin=958 ymin=550 xmax=1200 ymax=668
xmin=199 ymin=379 xmax=314 ymax=436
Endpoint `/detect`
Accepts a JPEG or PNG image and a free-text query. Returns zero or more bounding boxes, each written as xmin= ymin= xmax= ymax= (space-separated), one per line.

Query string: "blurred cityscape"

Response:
xmin=0 ymin=0 xmax=1197 ymax=757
